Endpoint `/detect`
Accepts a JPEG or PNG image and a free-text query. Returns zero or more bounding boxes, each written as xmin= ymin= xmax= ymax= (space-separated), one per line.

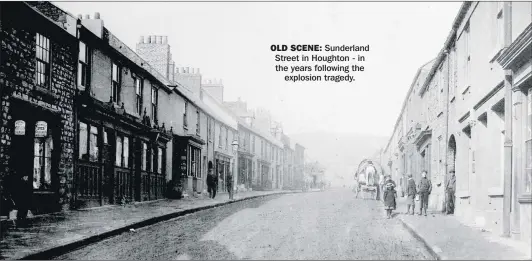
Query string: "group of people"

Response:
xmin=381 ymin=170 xmax=457 ymax=219
xmin=206 ymin=166 xmax=234 ymax=200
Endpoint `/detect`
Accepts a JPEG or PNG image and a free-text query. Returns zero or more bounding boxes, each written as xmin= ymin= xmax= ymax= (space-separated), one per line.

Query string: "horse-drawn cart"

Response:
xmin=353 ymin=159 xmax=382 ymax=200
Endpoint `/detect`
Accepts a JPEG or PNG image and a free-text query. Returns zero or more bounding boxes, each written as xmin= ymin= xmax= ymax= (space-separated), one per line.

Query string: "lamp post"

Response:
xmin=231 ymin=140 xmax=239 ymax=193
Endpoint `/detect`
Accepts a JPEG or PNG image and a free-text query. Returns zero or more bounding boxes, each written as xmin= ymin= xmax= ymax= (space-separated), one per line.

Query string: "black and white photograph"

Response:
xmin=0 ymin=0 xmax=531 ymax=260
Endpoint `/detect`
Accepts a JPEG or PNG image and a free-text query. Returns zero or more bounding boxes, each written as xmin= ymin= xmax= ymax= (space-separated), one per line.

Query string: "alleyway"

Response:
xmin=53 ymin=189 xmax=433 ymax=260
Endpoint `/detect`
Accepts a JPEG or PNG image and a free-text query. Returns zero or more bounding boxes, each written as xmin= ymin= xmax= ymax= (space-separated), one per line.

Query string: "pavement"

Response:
xmin=0 ymin=190 xmax=293 ymax=260
xmin=51 ymin=189 xmax=434 ymax=260
xmin=395 ymin=196 xmax=532 ymax=260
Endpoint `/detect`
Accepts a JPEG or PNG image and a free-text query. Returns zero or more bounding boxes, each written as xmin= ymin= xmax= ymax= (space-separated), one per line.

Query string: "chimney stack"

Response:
xmin=162 ymin=36 xmax=168 ymax=44
xmin=77 ymin=14 xmax=83 ymax=19
xmin=156 ymin=36 xmax=162 ymax=44
xmin=84 ymin=14 xmax=90 ymax=19
xmin=94 ymin=12 xmax=100 ymax=19
xmin=139 ymin=36 xmax=145 ymax=43
xmin=150 ymin=35 xmax=156 ymax=43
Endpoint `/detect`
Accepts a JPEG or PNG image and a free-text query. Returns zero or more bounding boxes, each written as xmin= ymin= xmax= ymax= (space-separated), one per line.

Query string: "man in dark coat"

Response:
xmin=418 ymin=171 xmax=432 ymax=216
xmin=405 ymin=174 xmax=417 ymax=215
xmin=226 ymin=171 xmax=234 ymax=200
xmin=206 ymin=168 xmax=216 ymax=199
xmin=446 ymin=170 xmax=456 ymax=214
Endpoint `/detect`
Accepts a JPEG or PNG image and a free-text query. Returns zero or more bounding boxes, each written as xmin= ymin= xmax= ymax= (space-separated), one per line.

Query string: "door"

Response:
xmin=11 ymin=119 xmax=35 ymax=196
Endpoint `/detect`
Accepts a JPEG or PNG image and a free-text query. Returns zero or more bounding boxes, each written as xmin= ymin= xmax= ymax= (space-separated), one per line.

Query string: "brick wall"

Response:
xmin=0 ymin=7 xmax=77 ymax=210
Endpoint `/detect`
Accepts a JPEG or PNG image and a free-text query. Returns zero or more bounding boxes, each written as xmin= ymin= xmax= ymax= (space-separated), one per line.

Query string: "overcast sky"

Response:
xmin=55 ymin=1 xmax=461 ymax=137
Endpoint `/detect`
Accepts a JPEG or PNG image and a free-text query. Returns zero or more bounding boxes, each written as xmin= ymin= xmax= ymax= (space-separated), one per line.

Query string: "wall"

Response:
xmin=0 ymin=4 xmax=77 ymax=210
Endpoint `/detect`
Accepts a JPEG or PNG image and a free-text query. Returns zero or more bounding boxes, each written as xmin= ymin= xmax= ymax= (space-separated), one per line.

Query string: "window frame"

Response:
xmin=196 ymin=110 xmax=200 ymax=135
xmin=78 ymin=41 xmax=90 ymax=90
xmin=115 ymin=134 xmax=130 ymax=168
xmin=78 ymin=121 xmax=100 ymax=163
xmin=111 ymin=62 xmax=121 ymax=103
xmin=135 ymin=77 xmax=143 ymax=116
xmin=35 ymin=33 xmax=52 ymax=89
xmin=151 ymin=86 xmax=158 ymax=123
xmin=33 ymin=133 xmax=53 ymax=191
xmin=183 ymin=101 xmax=188 ymax=129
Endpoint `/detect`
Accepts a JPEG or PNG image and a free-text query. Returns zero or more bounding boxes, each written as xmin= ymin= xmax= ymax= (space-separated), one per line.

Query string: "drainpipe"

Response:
xmin=502 ymin=2 xmax=513 ymax=238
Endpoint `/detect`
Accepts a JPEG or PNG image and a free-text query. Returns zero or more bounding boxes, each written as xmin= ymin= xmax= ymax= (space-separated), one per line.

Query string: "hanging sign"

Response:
xmin=35 ymin=121 xmax=48 ymax=137
xmin=14 ymin=120 xmax=26 ymax=135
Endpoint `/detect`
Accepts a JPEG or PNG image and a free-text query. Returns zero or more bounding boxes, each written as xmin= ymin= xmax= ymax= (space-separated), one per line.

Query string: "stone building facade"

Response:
xmin=378 ymin=1 xmax=532 ymax=243
xmin=0 ymin=2 xmax=78 ymax=214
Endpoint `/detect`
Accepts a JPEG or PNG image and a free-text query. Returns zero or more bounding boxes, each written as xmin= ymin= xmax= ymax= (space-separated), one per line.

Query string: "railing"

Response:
xmin=141 ymin=171 xmax=151 ymax=201
xmin=76 ymin=161 xmax=102 ymax=200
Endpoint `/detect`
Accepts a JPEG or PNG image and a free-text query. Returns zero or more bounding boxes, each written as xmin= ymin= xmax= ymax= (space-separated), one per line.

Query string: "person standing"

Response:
xmin=445 ymin=170 xmax=456 ymax=214
xmin=207 ymin=168 xmax=216 ymax=199
xmin=383 ymin=176 xmax=397 ymax=219
xmin=226 ymin=171 xmax=234 ymax=200
xmin=417 ymin=171 xmax=432 ymax=216
xmin=405 ymin=174 xmax=417 ymax=215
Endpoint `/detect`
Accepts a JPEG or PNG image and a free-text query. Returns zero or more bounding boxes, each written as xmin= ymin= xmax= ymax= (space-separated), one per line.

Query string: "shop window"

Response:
xmin=78 ymin=41 xmax=90 ymax=90
xmin=78 ymin=122 xmax=99 ymax=162
xmin=142 ymin=142 xmax=147 ymax=171
xmin=33 ymin=126 xmax=52 ymax=190
xmin=135 ymin=77 xmax=143 ymax=115
xmin=157 ymin=147 xmax=163 ymax=174
xmin=36 ymin=33 xmax=51 ymax=89
xmin=525 ymin=89 xmax=532 ymax=194
xmin=111 ymin=63 xmax=121 ymax=103
xmin=114 ymin=135 xmax=129 ymax=168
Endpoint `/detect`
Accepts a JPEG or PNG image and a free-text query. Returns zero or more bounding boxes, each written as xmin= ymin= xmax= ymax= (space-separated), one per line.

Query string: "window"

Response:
xmin=78 ymin=122 xmax=99 ymax=162
xmin=135 ymin=77 xmax=143 ymax=115
xmin=152 ymin=86 xmax=158 ymax=123
xmin=142 ymin=142 xmax=147 ymax=171
xmin=196 ymin=110 xmax=200 ymax=135
xmin=183 ymin=102 xmax=188 ymax=128
xmin=78 ymin=41 xmax=89 ymax=89
xmin=157 ymin=147 xmax=163 ymax=174
xmin=225 ymin=127 xmax=228 ymax=151
xmin=36 ymin=33 xmax=51 ymax=89
xmin=219 ymin=125 xmax=223 ymax=148
xmin=115 ymin=135 xmax=129 ymax=168
xmin=111 ymin=63 xmax=121 ymax=103
xmin=525 ymin=89 xmax=532 ymax=194
xmin=33 ymin=127 xmax=52 ymax=190
xmin=208 ymin=119 xmax=213 ymax=142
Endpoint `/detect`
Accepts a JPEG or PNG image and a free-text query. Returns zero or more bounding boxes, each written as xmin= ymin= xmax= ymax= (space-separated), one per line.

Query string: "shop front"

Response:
xmin=74 ymin=95 xmax=171 ymax=208
xmin=215 ymin=152 xmax=232 ymax=193
xmin=173 ymin=135 xmax=205 ymax=195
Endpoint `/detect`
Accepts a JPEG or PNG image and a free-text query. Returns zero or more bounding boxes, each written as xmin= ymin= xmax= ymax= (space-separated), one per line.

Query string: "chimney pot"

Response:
xmin=77 ymin=14 xmax=83 ymax=19
xmin=156 ymin=36 xmax=162 ymax=44
xmin=196 ymin=68 xmax=200 ymax=74
xmin=150 ymin=35 xmax=156 ymax=43
xmin=162 ymin=36 xmax=168 ymax=44
xmin=84 ymin=14 xmax=90 ymax=19
xmin=144 ymin=36 xmax=149 ymax=44
xmin=94 ymin=12 xmax=100 ymax=19
xmin=186 ymin=67 xmax=190 ymax=73
xmin=139 ymin=36 xmax=145 ymax=43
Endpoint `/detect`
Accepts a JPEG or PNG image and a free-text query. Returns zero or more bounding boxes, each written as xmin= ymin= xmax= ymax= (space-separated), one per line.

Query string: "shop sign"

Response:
xmin=14 ymin=120 xmax=26 ymax=135
xmin=35 ymin=121 xmax=48 ymax=137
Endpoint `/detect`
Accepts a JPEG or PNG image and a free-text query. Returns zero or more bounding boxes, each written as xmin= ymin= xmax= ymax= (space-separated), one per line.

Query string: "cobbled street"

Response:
xmin=54 ymin=190 xmax=434 ymax=260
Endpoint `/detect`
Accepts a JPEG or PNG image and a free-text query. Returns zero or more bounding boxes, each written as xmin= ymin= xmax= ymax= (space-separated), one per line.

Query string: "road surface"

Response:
xmin=54 ymin=189 xmax=434 ymax=260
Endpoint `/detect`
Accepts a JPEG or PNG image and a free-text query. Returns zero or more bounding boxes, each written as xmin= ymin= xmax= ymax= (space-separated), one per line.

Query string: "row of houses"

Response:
xmin=0 ymin=2 xmax=306 ymax=215
xmin=375 ymin=2 xmax=531 ymax=243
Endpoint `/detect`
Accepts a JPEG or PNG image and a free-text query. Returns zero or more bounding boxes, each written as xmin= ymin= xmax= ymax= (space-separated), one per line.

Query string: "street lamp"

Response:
xmin=231 ymin=140 xmax=239 ymax=193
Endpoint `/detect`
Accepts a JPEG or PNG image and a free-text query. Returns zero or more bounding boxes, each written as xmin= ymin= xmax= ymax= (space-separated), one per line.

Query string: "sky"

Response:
xmin=55 ymin=1 xmax=462 ymax=137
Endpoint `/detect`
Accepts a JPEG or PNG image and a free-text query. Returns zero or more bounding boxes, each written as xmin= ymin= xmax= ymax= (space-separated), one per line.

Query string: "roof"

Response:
xmin=201 ymin=90 xmax=238 ymax=130
xmin=383 ymin=59 xmax=435 ymax=153
xmin=107 ymin=31 xmax=172 ymax=92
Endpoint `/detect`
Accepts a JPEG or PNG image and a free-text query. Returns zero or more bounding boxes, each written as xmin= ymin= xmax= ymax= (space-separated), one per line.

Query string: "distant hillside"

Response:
xmin=289 ymin=131 xmax=388 ymax=184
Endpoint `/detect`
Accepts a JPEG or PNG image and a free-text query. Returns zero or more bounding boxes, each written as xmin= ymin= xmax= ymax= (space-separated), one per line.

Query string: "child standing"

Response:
xmin=383 ymin=176 xmax=397 ymax=219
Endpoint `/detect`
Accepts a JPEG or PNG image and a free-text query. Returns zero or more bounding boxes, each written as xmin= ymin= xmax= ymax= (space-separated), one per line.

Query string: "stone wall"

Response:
xmin=0 ymin=6 xmax=77 ymax=211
